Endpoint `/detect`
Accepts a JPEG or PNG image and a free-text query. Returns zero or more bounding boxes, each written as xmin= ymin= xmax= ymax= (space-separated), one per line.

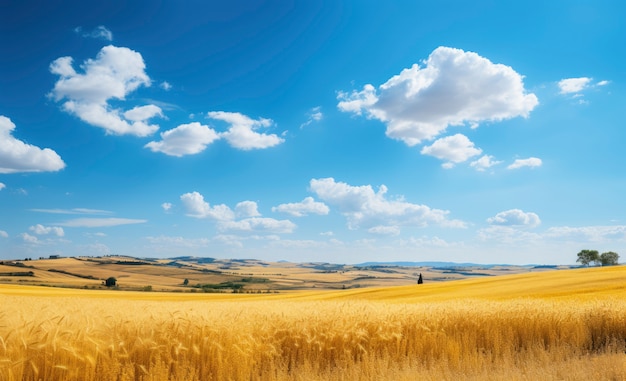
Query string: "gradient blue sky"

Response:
xmin=1 ymin=1 xmax=624 ymax=264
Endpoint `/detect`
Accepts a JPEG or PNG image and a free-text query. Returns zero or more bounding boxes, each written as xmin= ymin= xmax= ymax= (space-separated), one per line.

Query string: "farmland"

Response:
xmin=0 ymin=256 xmax=573 ymax=292
xmin=0 ymin=264 xmax=625 ymax=380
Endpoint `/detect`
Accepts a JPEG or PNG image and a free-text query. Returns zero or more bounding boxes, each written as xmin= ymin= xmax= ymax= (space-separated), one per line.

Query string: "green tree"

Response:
xmin=576 ymin=250 xmax=599 ymax=267
xmin=599 ymin=251 xmax=619 ymax=266
xmin=183 ymin=278 xmax=189 ymax=286
xmin=104 ymin=277 xmax=117 ymax=287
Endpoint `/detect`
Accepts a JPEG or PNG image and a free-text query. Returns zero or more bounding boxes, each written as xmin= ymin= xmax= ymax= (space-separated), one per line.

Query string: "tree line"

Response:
xmin=576 ymin=250 xmax=619 ymax=267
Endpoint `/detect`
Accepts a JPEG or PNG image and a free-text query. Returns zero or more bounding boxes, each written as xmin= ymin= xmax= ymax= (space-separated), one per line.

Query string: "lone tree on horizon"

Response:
xmin=600 ymin=251 xmax=620 ymax=266
xmin=417 ymin=273 xmax=423 ymax=284
xmin=576 ymin=250 xmax=599 ymax=267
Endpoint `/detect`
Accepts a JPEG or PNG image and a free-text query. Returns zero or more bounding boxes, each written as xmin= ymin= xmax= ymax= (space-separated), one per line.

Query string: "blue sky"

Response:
xmin=1 ymin=1 xmax=624 ymax=264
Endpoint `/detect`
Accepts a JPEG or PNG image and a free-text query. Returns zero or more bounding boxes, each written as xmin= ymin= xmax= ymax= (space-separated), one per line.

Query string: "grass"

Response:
xmin=0 ymin=266 xmax=625 ymax=380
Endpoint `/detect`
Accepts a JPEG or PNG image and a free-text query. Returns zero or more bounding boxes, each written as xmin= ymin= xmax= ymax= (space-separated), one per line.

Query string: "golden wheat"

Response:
xmin=0 ymin=266 xmax=625 ymax=380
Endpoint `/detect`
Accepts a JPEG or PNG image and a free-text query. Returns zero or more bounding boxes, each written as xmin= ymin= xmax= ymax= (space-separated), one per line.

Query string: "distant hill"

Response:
xmin=355 ymin=261 xmax=511 ymax=268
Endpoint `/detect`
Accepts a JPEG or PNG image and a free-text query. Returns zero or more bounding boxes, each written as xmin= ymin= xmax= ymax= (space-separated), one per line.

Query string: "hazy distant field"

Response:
xmin=0 ymin=256 xmax=571 ymax=292
xmin=1 ymin=265 xmax=625 ymax=380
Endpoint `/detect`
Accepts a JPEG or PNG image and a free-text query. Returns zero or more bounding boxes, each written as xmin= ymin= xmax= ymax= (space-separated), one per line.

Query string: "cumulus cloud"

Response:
xmin=309 ymin=177 xmax=465 ymax=230
xmin=179 ymin=191 xmax=296 ymax=234
xmin=75 ymin=26 xmax=113 ymax=41
xmin=0 ymin=116 xmax=66 ymax=174
xmin=420 ymin=134 xmax=482 ymax=167
xmin=124 ymin=105 xmax=163 ymax=122
xmin=487 ymin=209 xmax=541 ymax=228
xmin=207 ymin=111 xmax=284 ymax=150
xmin=145 ymin=122 xmax=220 ymax=156
xmin=161 ymin=202 xmax=172 ymax=212
xmin=0 ymin=183 xmax=5 ymax=190
xmin=180 ymin=191 xmax=235 ymax=220
xmin=507 ymin=157 xmax=542 ymax=170
xmin=470 ymin=155 xmax=502 ymax=172
xmin=58 ymin=218 xmax=146 ymax=228
xmin=272 ymin=197 xmax=330 ymax=217
xmin=49 ymin=45 xmax=162 ymax=137
xmin=235 ymin=201 xmax=261 ymax=218
xmin=558 ymin=77 xmax=610 ymax=104
xmin=160 ymin=81 xmax=172 ymax=91
xmin=0 ymin=230 xmax=8 ymax=238
xmin=29 ymin=224 xmax=65 ymax=237
xmin=338 ymin=46 xmax=538 ymax=146
xmin=219 ymin=217 xmax=296 ymax=234
xmin=20 ymin=233 xmax=39 ymax=243
xmin=558 ymin=77 xmax=592 ymax=94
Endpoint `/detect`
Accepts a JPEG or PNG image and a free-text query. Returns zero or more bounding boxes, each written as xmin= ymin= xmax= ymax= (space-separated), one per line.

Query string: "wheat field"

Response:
xmin=1 ymin=266 xmax=625 ymax=380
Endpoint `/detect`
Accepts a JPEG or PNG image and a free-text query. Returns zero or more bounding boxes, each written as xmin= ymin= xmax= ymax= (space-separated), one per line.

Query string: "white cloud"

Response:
xmin=597 ymin=80 xmax=610 ymax=87
xmin=29 ymin=224 xmax=65 ymax=237
xmin=145 ymin=235 xmax=210 ymax=249
xmin=545 ymin=225 xmax=626 ymax=242
xmin=124 ymin=105 xmax=163 ymax=122
xmin=179 ymin=192 xmax=297 ymax=235
xmin=50 ymin=45 xmax=161 ymax=137
xmin=487 ymin=209 xmax=541 ymax=228
xmin=212 ymin=234 xmax=282 ymax=249
xmin=180 ymin=191 xmax=235 ymax=220
xmin=75 ymin=26 xmax=113 ymax=41
xmin=507 ymin=157 xmax=542 ymax=169
xmin=81 ymin=242 xmax=111 ymax=255
xmin=558 ymin=77 xmax=592 ymax=94
xmin=20 ymin=233 xmax=39 ymax=243
xmin=368 ymin=225 xmax=401 ymax=236
xmin=272 ymin=197 xmax=330 ymax=217
xmin=219 ymin=217 xmax=296 ymax=234
xmin=160 ymin=81 xmax=172 ymax=91
xmin=0 ymin=230 xmax=8 ymax=238
xmin=235 ymin=201 xmax=261 ymax=218
xmin=300 ymin=106 xmax=323 ymax=128
xmin=30 ymin=208 xmax=112 ymax=215
xmin=268 ymin=238 xmax=330 ymax=249
xmin=420 ymin=134 xmax=482 ymax=167
xmin=0 ymin=183 xmax=5 ymax=190
xmin=477 ymin=225 xmax=542 ymax=244
xmin=309 ymin=177 xmax=465 ymax=230
xmin=0 ymin=116 xmax=66 ymax=174
xmin=397 ymin=235 xmax=451 ymax=248
xmin=145 ymin=122 xmax=220 ymax=157
xmin=470 ymin=155 xmax=502 ymax=171
xmin=58 ymin=218 xmax=147 ymax=227
xmin=338 ymin=46 xmax=538 ymax=146
xmin=207 ymin=111 xmax=284 ymax=150
xmin=161 ymin=202 xmax=172 ymax=212
xmin=85 ymin=232 xmax=107 ymax=238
